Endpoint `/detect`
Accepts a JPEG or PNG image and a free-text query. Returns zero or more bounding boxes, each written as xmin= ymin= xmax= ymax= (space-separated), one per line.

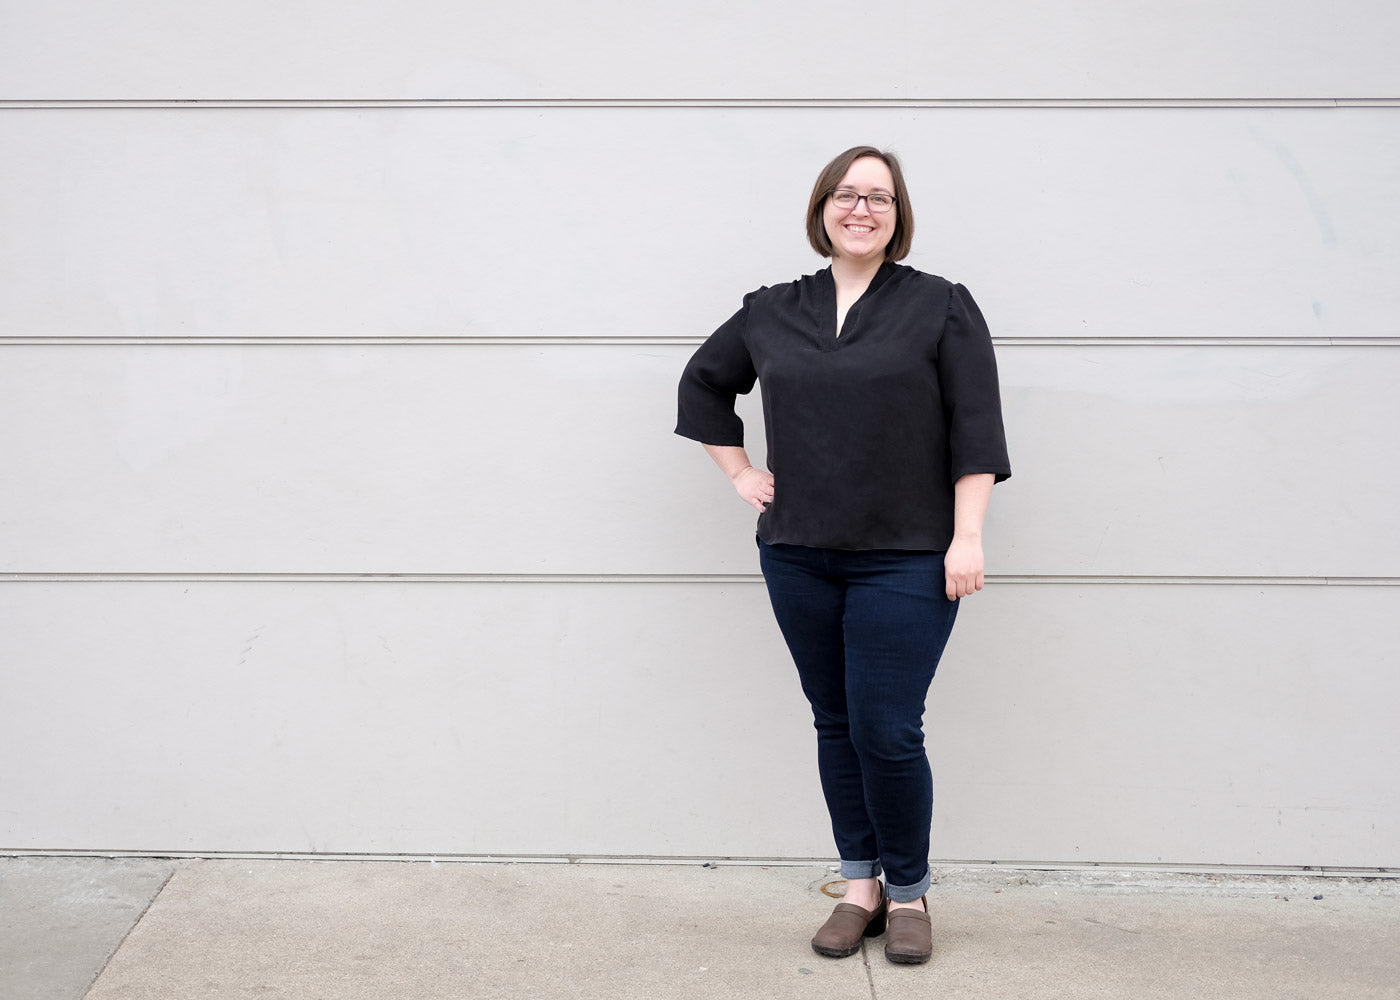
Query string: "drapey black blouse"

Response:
xmin=676 ymin=262 xmax=1011 ymax=552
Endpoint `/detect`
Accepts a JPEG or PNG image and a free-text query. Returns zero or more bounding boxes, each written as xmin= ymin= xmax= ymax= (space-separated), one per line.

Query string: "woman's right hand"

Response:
xmin=701 ymin=445 xmax=774 ymax=511
xmin=731 ymin=465 xmax=775 ymax=511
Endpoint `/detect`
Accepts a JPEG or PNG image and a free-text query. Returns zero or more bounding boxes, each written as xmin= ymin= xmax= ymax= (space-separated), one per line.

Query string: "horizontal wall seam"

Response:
xmin=2 ymin=337 xmax=1397 ymax=348
xmin=2 ymin=98 xmax=1399 ymax=111
xmin=1 ymin=849 xmax=1393 ymax=878
xmin=2 ymin=573 xmax=1397 ymax=587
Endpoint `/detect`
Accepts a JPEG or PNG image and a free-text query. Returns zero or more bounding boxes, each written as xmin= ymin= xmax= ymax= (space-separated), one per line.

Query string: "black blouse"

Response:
xmin=676 ymin=262 xmax=1011 ymax=552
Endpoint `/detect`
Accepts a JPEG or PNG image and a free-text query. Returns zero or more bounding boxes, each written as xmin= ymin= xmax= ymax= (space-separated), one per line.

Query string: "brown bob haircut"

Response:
xmin=805 ymin=145 xmax=914 ymax=262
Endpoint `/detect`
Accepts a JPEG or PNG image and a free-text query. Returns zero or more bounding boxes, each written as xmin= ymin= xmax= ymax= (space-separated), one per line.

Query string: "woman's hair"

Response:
xmin=805 ymin=145 xmax=915 ymax=261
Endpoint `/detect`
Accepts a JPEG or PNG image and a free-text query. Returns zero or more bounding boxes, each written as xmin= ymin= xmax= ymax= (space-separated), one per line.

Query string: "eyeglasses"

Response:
xmin=829 ymin=189 xmax=896 ymax=213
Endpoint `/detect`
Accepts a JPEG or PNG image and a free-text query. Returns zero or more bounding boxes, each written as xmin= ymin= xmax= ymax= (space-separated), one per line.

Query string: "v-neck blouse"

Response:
xmin=676 ymin=263 xmax=1011 ymax=552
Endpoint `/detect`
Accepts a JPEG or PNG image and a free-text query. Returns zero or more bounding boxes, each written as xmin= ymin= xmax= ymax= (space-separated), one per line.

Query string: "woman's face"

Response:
xmin=823 ymin=156 xmax=897 ymax=263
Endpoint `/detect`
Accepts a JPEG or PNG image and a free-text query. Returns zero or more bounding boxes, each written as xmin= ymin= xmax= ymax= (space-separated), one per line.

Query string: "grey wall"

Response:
xmin=2 ymin=1 xmax=1397 ymax=869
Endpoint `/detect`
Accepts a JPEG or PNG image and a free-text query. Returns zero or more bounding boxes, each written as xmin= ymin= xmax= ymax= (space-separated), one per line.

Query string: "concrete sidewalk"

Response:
xmin=2 ymin=857 xmax=1396 ymax=1000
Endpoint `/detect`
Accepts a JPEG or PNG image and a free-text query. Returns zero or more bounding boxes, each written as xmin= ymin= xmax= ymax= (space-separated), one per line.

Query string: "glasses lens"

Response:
xmin=831 ymin=190 xmax=858 ymax=207
xmin=867 ymin=194 xmax=894 ymax=212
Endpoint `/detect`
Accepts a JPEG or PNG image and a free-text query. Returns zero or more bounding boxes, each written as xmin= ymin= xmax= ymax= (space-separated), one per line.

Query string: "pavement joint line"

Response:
xmin=80 ymin=861 xmax=182 ymax=999
xmin=861 ymin=939 xmax=878 ymax=999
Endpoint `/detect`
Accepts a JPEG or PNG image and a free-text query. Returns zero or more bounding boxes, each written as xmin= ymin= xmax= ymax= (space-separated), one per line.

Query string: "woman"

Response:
xmin=675 ymin=146 xmax=1011 ymax=964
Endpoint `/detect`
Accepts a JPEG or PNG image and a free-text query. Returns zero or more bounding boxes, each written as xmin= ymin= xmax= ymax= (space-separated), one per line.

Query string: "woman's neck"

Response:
xmin=830 ymin=255 xmax=884 ymax=294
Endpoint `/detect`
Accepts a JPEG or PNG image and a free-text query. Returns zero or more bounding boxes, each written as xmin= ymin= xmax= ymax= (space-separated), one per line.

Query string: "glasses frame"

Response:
xmin=829 ymin=188 xmax=898 ymax=213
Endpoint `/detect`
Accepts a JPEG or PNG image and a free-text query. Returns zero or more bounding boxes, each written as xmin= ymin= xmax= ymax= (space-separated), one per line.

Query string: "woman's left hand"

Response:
xmin=945 ymin=474 xmax=995 ymax=600
xmin=943 ymin=534 xmax=985 ymax=601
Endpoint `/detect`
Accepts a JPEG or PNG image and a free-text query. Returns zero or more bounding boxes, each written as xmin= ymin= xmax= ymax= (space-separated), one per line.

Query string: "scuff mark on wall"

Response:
xmin=1250 ymin=127 xmax=1339 ymax=247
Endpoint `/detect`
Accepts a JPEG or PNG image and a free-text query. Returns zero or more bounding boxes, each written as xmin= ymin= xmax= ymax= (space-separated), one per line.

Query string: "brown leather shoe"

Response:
xmin=810 ymin=896 xmax=887 ymax=958
xmin=883 ymin=896 xmax=932 ymax=964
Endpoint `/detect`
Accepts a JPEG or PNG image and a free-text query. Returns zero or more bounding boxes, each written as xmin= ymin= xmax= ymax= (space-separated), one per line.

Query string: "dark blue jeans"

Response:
xmin=758 ymin=539 xmax=959 ymax=903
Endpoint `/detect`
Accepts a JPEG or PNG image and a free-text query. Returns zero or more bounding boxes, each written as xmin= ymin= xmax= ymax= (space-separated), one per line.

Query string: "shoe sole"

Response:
xmin=884 ymin=949 xmax=932 ymax=964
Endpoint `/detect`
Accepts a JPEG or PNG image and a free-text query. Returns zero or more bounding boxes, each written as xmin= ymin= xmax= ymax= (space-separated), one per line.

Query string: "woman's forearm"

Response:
xmin=952 ymin=473 xmax=995 ymax=541
xmin=703 ymin=444 xmax=756 ymax=481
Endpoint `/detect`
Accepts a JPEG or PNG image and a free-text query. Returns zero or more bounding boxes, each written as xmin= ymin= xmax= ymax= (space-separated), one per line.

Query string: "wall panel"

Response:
xmin=2 ymin=1 xmax=1397 ymax=100
xmin=2 ymin=344 xmax=1396 ymax=577
xmin=2 ymin=580 xmax=1393 ymax=867
xmin=2 ymin=108 xmax=1397 ymax=342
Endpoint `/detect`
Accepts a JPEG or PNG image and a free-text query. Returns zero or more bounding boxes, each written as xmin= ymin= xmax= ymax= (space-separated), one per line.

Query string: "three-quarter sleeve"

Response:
xmin=939 ymin=283 xmax=1012 ymax=484
xmin=675 ymin=295 xmax=759 ymax=447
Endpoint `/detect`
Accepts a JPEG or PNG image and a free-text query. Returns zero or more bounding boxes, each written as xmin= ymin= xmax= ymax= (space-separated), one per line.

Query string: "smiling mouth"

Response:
xmin=845 ymin=224 xmax=874 ymax=233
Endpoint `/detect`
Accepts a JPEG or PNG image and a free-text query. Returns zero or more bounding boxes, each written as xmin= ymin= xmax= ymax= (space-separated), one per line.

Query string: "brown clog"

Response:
xmin=883 ymin=896 xmax=932 ymax=964
xmin=810 ymin=896 xmax=888 ymax=958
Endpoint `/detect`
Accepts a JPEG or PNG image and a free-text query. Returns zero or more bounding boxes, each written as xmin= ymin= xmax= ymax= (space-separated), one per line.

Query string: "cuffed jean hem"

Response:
xmin=839 ymin=859 xmax=883 ymax=881
xmin=883 ymin=868 xmax=932 ymax=904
